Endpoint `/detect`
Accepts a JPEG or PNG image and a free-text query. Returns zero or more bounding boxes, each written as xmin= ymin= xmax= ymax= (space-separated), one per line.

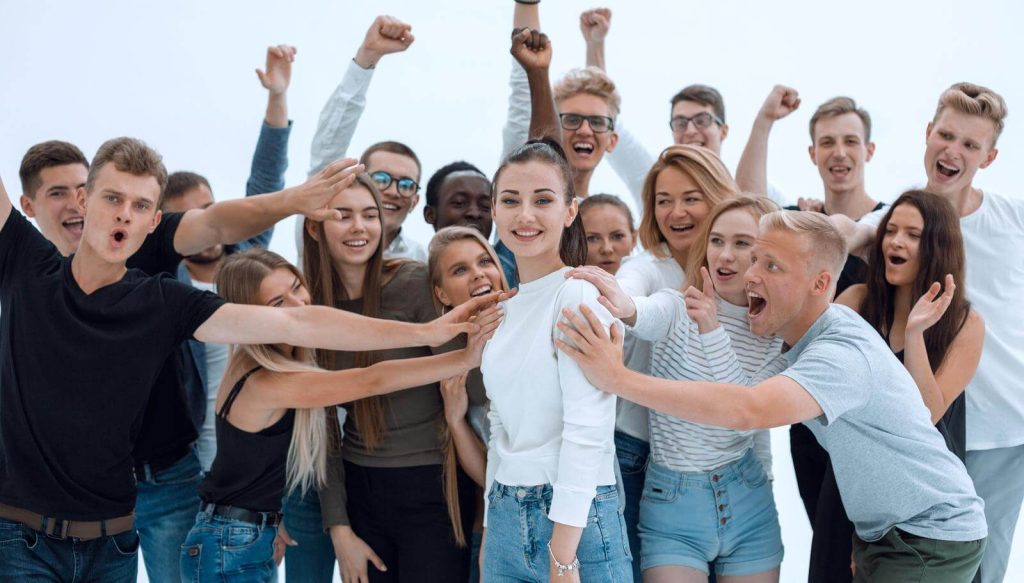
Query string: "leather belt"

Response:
xmin=201 ymin=502 xmax=283 ymax=527
xmin=0 ymin=503 xmax=134 ymax=541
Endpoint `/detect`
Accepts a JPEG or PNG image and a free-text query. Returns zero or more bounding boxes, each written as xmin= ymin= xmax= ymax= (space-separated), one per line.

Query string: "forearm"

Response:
xmin=903 ymin=331 xmax=947 ymax=423
xmin=514 ymin=1 xmax=540 ymax=29
xmin=735 ymin=116 xmax=774 ymax=196
xmin=309 ymin=61 xmax=372 ymax=176
xmin=0 ymin=176 xmax=12 ymax=228
xmin=449 ymin=417 xmax=487 ymax=486
xmin=612 ymin=368 xmax=759 ymax=430
xmin=527 ymin=68 xmax=561 ymax=143
xmin=176 ymin=191 xmax=291 ymax=255
xmin=265 ymin=92 xmax=288 ymax=128
xmin=290 ymin=305 xmax=439 ymax=352
xmin=585 ymin=40 xmax=605 ymax=70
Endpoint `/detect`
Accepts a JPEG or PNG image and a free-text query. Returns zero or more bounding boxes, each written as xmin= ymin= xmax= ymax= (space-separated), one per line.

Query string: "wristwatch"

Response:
xmin=548 ymin=542 xmax=580 ymax=577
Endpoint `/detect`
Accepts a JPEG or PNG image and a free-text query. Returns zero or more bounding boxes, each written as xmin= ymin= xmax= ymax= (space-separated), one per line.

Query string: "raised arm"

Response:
xmin=580 ymin=8 xmax=611 ymax=71
xmin=511 ymin=27 xmax=561 ymax=144
xmin=0 ymin=175 xmax=12 ymax=231
xmin=309 ymin=15 xmax=414 ymax=177
xmin=172 ymin=158 xmax=362 ymax=256
xmin=904 ymin=277 xmax=985 ymax=423
xmin=735 ymin=85 xmax=800 ymax=196
xmin=499 ymin=1 xmax=541 ymax=161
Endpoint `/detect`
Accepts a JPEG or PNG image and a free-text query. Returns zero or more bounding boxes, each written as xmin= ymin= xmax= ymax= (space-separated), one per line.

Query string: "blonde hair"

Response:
xmin=685 ymin=195 xmax=779 ymax=291
xmin=554 ymin=67 xmax=621 ymax=117
xmin=639 ymin=145 xmax=739 ymax=258
xmin=758 ymin=210 xmax=847 ymax=288
xmin=215 ymin=249 xmax=328 ymax=496
xmin=809 ymin=97 xmax=872 ymax=142
xmin=934 ymin=82 xmax=1008 ymax=145
xmin=425 ymin=226 xmax=508 ymax=547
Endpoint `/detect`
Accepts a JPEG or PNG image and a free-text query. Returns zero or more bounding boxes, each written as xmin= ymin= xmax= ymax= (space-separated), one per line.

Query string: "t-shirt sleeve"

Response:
xmin=779 ymin=338 xmax=871 ymax=425
xmin=159 ymin=275 xmax=226 ymax=343
xmin=0 ymin=211 xmax=61 ymax=290
xmin=128 ymin=212 xmax=186 ymax=276
xmin=549 ymin=279 xmax=619 ymax=527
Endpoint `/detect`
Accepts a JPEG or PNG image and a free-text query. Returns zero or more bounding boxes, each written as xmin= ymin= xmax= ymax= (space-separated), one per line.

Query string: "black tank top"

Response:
xmin=892 ymin=349 xmax=967 ymax=463
xmin=199 ymin=368 xmax=296 ymax=512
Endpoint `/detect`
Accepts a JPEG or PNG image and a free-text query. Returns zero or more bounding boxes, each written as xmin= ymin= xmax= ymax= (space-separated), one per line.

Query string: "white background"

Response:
xmin=2 ymin=0 xmax=1022 ymax=581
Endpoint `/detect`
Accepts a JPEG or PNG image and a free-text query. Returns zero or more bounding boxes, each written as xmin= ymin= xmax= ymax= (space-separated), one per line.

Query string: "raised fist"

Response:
xmin=255 ymin=45 xmax=297 ymax=96
xmin=355 ymin=15 xmax=414 ymax=68
xmin=511 ymin=27 xmax=552 ymax=73
xmin=759 ymin=85 xmax=801 ymax=122
xmin=580 ymin=8 xmax=612 ymax=44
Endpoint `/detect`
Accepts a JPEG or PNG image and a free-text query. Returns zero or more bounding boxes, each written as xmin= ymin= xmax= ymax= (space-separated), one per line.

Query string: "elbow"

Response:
xmin=733 ymin=398 xmax=766 ymax=432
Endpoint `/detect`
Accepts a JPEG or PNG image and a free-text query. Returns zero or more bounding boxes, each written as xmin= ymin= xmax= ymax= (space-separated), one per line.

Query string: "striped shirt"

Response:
xmin=631 ymin=289 xmax=787 ymax=474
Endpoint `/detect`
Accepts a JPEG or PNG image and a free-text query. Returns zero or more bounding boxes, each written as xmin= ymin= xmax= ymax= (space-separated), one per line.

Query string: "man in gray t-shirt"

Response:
xmin=560 ymin=210 xmax=986 ymax=582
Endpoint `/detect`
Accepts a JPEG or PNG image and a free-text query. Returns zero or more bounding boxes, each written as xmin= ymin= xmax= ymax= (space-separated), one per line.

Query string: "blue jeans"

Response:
xmin=0 ymin=517 xmax=140 ymax=582
xmin=180 ymin=510 xmax=278 ymax=582
xmin=136 ymin=448 xmax=205 ymax=583
xmin=639 ymin=450 xmax=783 ymax=577
xmin=615 ymin=431 xmax=649 ymax=583
xmin=282 ymin=486 xmax=335 ymax=582
xmin=483 ymin=483 xmax=632 ymax=582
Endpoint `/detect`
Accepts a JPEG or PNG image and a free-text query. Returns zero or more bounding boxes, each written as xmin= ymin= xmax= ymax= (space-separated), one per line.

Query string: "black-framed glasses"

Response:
xmin=370 ymin=171 xmax=420 ymax=197
xmin=559 ymin=113 xmax=615 ymax=133
xmin=669 ymin=112 xmax=723 ymax=133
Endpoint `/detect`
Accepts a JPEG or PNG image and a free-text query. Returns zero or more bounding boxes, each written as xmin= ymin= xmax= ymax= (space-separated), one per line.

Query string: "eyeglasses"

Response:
xmin=669 ymin=112 xmax=724 ymax=133
xmin=370 ymin=171 xmax=420 ymax=197
xmin=559 ymin=113 xmax=615 ymax=133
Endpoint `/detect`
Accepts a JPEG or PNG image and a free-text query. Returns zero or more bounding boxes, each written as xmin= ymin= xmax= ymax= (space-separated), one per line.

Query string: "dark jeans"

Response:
xmin=808 ymin=463 xmax=854 ymax=583
xmin=615 ymin=430 xmax=649 ymax=583
xmin=0 ymin=517 xmax=140 ymax=582
xmin=180 ymin=510 xmax=277 ymax=582
xmin=135 ymin=448 xmax=204 ymax=583
xmin=282 ymin=486 xmax=335 ymax=582
xmin=346 ymin=461 xmax=473 ymax=582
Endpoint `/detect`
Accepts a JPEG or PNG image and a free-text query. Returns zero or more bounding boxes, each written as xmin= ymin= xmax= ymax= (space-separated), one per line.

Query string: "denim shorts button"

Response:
xmin=720 ymin=517 xmax=727 ymax=525
xmin=188 ymin=547 xmax=199 ymax=557
xmin=516 ymin=488 xmax=527 ymax=499
xmin=712 ymin=475 xmax=720 ymax=482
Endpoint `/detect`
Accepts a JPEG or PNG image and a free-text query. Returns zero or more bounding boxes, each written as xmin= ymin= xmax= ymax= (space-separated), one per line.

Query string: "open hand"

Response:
xmin=287 ymin=158 xmax=364 ymax=222
xmin=555 ymin=304 xmax=625 ymax=393
xmin=684 ymin=267 xmax=720 ymax=333
xmin=511 ymin=27 xmax=552 ymax=72
xmin=907 ymin=274 xmax=956 ymax=335
xmin=565 ymin=265 xmax=636 ymax=322
xmin=355 ymin=15 xmax=414 ymax=68
xmin=255 ymin=45 xmax=296 ymax=96
xmin=758 ymin=85 xmax=801 ymax=122
xmin=579 ymin=8 xmax=612 ymax=44
xmin=432 ymin=289 xmax=516 ymax=346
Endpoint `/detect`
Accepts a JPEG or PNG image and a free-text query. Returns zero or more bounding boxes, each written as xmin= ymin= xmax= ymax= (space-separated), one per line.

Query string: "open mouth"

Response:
xmin=936 ymin=160 xmax=961 ymax=178
xmin=469 ymin=284 xmax=493 ymax=297
xmin=887 ymin=254 xmax=907 ymax=266
xmin=343 ymin=239 xmax=368 ymax=248
xmin=829 ymin=165 xmax=851 ymax=178
xmin=62 ymin=217 xmax=84 ymax=235
xmin=681 ymin=137 xmax=706 ymax=148
xmin=111 ymin=228 xmax=127 ymax=246
xmin=748 ymin=291 xmax=767 ymax=317
xmin=572 ymin=142 xmax=596 ymax=157
xmin=668 ymin=224 xmax=695 ymax=235
xmin=716 ymin=267 xmax=737 ymax=281
xmin=381 ymin=202 xmax=400 ymax=212
xmin=512 ymin=229 xmax=541 ymax=242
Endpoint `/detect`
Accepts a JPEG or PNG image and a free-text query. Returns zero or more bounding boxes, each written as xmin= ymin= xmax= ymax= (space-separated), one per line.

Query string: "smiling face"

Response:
xmin=881 ymin=203 xmax=924 ymax=288
xmin=20 ymin=163 xmax=89 ymax=256
xmin=558 ymin=93 xmax=619 ymax=174
xmin=314 ymin=184 xmax=382 ymax=271
xmin=670 ymin=100 xmax=728 ymax=154
xmin=257 ymin=267 xmax=311 ymax=308
xmin=433 ymin=238 xmax=504 ymax=308
xmin=493 ymin=160 xmax=576 ymax=264
xmin=706 ymin=208 xmax=758 ymax=305
xmin=809 ymin=112 xmax=875 ymax=196
xmin=924 ymin=109 xmax=999 ymax=199
xmin=582 ymin=203 xmax=635 ymax=274
xmin=77 ymin=164 xmax=162 ymax=264
xmin=654 ymin=166 xmax=711 ymax=256
xmin=429 ymin=172 xmax=492 ymax=237
xmin=365 ymin=150 xmax=420 ymax=238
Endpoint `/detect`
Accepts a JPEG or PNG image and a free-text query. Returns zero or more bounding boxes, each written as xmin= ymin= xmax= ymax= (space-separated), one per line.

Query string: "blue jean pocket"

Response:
xmin=0 ymin=521 xmax=37 ymax=550
xmin=641 ymin=473 xmax=679 ymax=504
xmin=224 ymin=525 xmax=262 ymax=550
xmin=109 ymin=530 xmax=141 ymax=556
xmin=578 ymin=488 xmax=628 ymax=565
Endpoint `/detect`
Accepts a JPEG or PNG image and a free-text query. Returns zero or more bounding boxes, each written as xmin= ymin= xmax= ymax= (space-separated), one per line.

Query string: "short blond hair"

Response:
xmin=554 ymin=67 xmax=621 ymax=117
xmin=809 ymin=96 xmax=872 ymax=142
xmin=759 ymin=211 xmax=847 ymax=283
xmin=934 ymin=82 xmax=1008 ymax=145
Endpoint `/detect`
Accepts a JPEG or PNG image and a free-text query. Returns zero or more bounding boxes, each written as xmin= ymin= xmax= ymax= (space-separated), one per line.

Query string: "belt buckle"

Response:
xmin=46 ymin=517 xmax=71 ymax=539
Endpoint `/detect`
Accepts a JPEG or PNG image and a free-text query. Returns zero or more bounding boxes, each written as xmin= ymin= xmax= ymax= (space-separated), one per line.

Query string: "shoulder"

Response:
xmin=834 ymin=283 xmax=868 ymax=311
xmin=985 ymin=192 xmax=1024 ymax=223
xmin=955 ymin=308 xmax=985 ymax=346
xmin=384 ymin=261 xmax=435 ymax=319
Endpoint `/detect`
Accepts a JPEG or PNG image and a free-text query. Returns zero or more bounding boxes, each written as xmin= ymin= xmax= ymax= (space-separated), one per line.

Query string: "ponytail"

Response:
xmin=560 ymin=211 xmax=587 ymax=267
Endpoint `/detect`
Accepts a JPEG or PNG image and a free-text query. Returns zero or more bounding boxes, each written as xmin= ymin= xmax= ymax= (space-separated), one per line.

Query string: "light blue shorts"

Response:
xmin=639 ymin=449 xmax=784 ymax=577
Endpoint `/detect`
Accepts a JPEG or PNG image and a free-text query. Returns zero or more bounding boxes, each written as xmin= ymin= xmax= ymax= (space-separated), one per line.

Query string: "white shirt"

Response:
xmin=961 ymin=191 xmax=1024 ymax=450
xmin=613 ymin=245 xmax=685 ymax=441
xmin=384 ymin=231 xmax=427 ymax=263
xmin=481 ymin=267 xmax=618 ymax=528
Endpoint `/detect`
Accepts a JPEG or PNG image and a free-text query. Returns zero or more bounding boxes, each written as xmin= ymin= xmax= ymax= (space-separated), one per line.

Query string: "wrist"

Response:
xmin=753 ymin=113 xmax=776 ymax=130
xmin=353 ymin=47 xmax=381 ymax=69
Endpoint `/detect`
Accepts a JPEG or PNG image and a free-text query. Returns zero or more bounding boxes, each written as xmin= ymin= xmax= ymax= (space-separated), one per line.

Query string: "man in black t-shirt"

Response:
xmin=0 ymin=139 xmax=485 ymax=582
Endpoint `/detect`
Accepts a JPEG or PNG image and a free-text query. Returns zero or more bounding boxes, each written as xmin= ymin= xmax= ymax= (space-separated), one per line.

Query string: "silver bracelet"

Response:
xmin=547 ymin=542 xmax=580 ymax=577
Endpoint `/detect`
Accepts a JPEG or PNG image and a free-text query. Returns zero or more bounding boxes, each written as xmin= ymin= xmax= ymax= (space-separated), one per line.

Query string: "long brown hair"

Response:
xmin=216 ymin=249 xmax=327 ymax=495
xmin=638 ymin=145 xmax=738 ymax=258
xmin=301 ymin=173 xmax=404 ymax=450
xmin=426 ymin=226 xmax=510 ymax=546
xmin=861 ymin=190 xmax=971 ymax=371
xmin=685 ymin=195 xmax=779 ymax=291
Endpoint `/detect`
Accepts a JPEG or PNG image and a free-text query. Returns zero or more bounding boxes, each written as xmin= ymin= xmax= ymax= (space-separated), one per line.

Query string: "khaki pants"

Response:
xmin=853 ymin=528 xmax=985 ymax=583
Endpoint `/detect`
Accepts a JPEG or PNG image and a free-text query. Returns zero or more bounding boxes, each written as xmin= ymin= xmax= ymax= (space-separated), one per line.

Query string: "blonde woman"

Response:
xmin=179 ymin=249 xmax=500 ymax=582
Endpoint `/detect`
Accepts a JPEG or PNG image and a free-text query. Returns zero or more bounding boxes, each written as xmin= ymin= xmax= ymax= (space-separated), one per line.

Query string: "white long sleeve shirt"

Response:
xmin=481 ymin=267 xmax=618 ymax=528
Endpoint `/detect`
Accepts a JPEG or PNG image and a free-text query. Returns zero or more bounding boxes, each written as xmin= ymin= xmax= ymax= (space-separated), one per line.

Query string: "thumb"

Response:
xmin=700 ymin=266 xmax=714 ymax=298
xmin=255 ymin=69 xmax=267 ymax=85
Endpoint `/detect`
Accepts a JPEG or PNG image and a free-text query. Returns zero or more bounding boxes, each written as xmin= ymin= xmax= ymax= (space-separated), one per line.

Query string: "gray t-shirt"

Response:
xmin=780 ymin=305 xmax=987 ymax=543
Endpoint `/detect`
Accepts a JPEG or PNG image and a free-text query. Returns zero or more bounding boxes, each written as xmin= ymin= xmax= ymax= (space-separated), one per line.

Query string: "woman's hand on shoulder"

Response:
xmin=564 ymin=266 xmax=636 ymax=322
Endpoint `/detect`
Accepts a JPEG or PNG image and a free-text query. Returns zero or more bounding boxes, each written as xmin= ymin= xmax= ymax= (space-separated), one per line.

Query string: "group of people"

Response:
xmin=1 ymin=2 xmax=1021 ymax=583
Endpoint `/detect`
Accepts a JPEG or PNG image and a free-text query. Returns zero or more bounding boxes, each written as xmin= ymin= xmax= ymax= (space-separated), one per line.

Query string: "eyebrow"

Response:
xmin=710 ymin=230 xmax=757 ymax=239
xmin=656 ymin=189 xmax=702 ymax=196
xmin=335 ymin=206 xmax=380 ymax=212
xmin=498 ymin=188 xmax=557 ymax=195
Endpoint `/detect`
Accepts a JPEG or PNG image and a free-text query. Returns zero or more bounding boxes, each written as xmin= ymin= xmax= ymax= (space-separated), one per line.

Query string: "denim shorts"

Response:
xmin=639 ymin=449 xmax=783 ymax=576
xmin=483 ymin=482 xmax=632 ymax=582
xmin=180 ymin=510 xmax=277 ymax=583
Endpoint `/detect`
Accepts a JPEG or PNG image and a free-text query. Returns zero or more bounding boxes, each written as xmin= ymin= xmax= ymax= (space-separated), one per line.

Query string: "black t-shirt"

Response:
xmin=0 ymin=211 xmax=225 ymax=520
xmin=124 ymin=212 xmax=199 ymax=463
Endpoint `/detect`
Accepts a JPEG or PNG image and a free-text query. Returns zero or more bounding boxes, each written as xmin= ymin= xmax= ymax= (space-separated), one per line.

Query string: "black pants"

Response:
xmin=346 ymin=461 xmax=473 ymax=583
xmin=790 ymin=423 xmax=830 ymax=525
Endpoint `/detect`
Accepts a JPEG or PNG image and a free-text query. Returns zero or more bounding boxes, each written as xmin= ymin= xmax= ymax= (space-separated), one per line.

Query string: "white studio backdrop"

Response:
xmin=1 ymin=0 xmax=1022 ymax=581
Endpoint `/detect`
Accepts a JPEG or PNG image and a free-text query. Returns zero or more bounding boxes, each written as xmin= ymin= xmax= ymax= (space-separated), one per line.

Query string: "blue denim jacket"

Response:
xmin=177 ymin=121 xmax=291 ymax=430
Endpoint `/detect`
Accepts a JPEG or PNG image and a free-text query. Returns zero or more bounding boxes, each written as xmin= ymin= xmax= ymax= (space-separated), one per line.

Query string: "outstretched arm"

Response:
xmin=735 ymin=85 xmax=800 ymax=196
xmin=580 ymin=8 xmax=611 ymax=71
xmin=511 ymin=27 xmax=561 ymax=144
xmin=172 ymin=158 xmax=362 ymax=257
xmin=555 ymin=304 xmax=823 ymax=430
